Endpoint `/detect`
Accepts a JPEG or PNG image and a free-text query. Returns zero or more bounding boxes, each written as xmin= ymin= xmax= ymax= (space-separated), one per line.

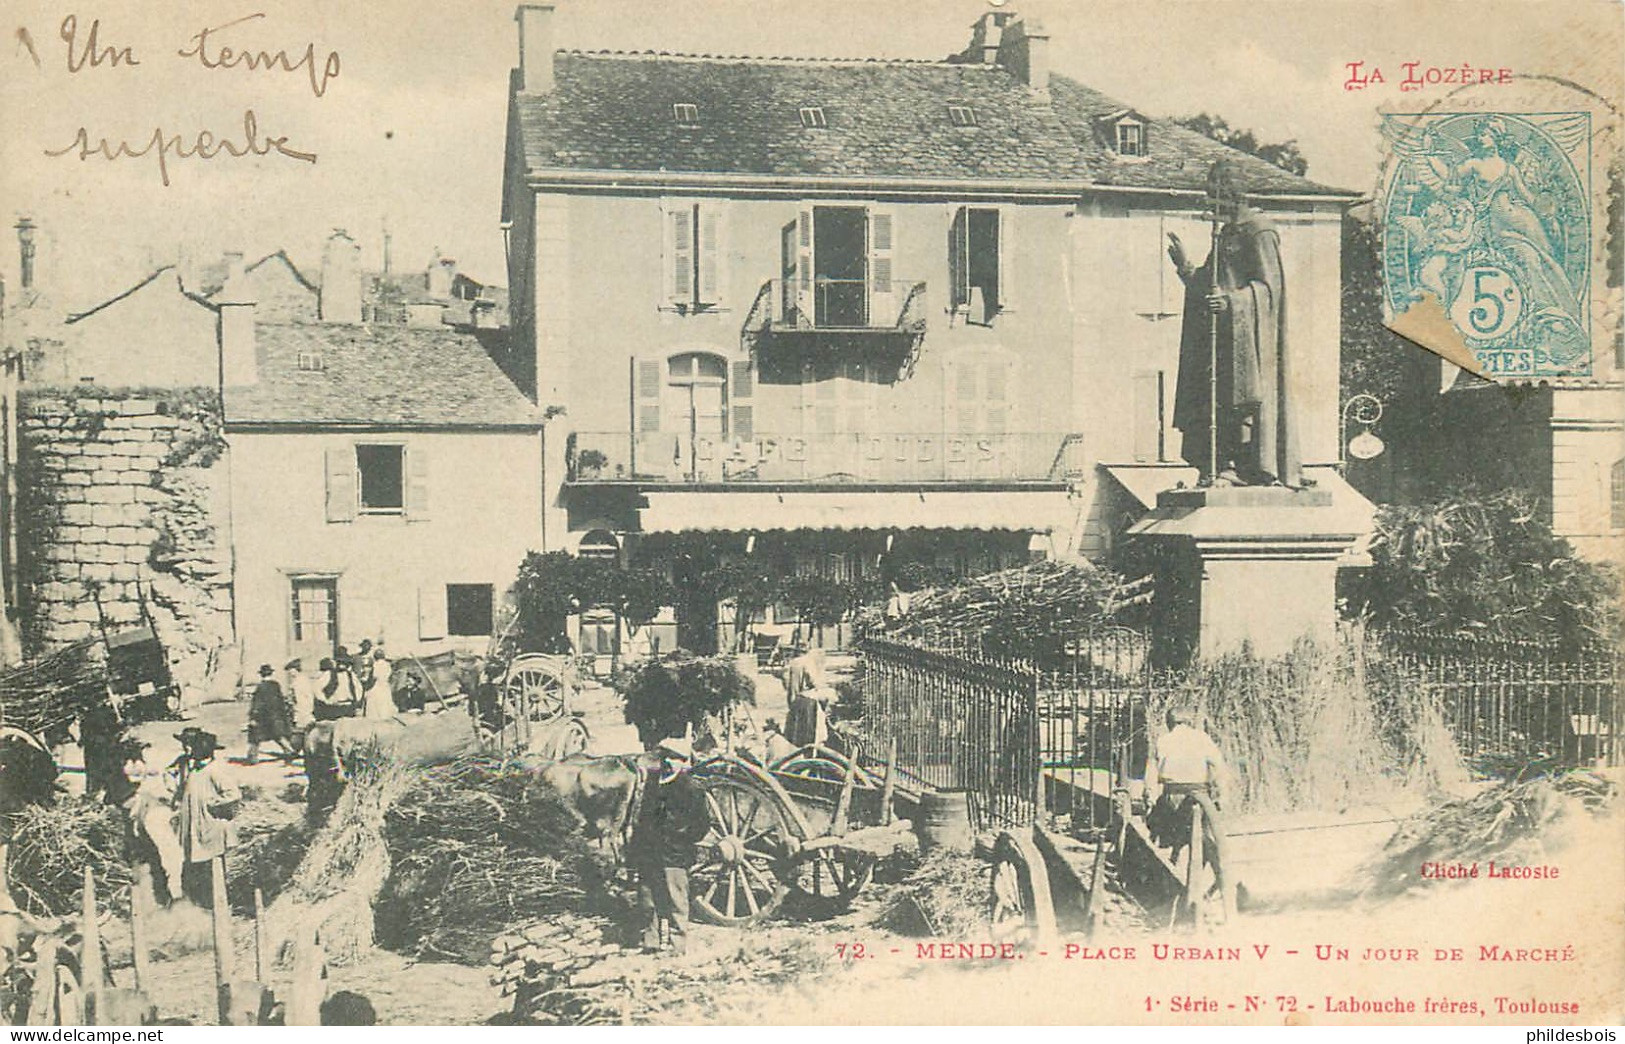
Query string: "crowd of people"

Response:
xmin=246 ymin=641 xmax=400 ymax=763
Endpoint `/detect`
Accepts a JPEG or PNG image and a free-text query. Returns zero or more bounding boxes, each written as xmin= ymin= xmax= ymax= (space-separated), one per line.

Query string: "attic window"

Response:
xmin=947 ymin=105 xmax=978 ymax=128
xmin=798 ymin=106 xmax=827 ymax=129
xmin=672 ymin=103 xmax=700 ymax=127
xmin=297 ymin=351 xmax=326 ymax=372
xmin=1116 ymin=122 xmax=1146 ymax=157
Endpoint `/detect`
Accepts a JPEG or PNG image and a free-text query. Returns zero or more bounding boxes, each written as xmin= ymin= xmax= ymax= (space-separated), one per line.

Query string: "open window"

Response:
xmin=782 ymin=204 xmax=897 ymax=328
xmin=950 ymin=207 xmax=1005 ymax=322
xmin=446 ymin=583 xmax=495 ymax=637
xmin=356 ymin=445 xmax=405 ymax=514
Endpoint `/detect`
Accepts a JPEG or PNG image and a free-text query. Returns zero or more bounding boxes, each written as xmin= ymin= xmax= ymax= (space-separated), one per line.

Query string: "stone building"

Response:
xmin=220 ymin=265 xmax=542 ymax=670
xmin=499 ymin=3 xmax=1370 ymax=650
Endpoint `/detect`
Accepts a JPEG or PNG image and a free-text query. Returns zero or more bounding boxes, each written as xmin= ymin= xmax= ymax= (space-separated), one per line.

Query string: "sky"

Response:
xmin=1 ymin=0 xmax=1619 ymax=313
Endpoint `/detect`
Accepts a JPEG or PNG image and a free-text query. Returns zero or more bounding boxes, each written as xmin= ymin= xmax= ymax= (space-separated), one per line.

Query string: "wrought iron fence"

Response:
xmin=1374 ymin=629 xmax=1621 ymax=773
xmin=858 ymin=637 xmax=1039 ymax=832
xmin=858 ymin=626 xmax=1621 ymax=833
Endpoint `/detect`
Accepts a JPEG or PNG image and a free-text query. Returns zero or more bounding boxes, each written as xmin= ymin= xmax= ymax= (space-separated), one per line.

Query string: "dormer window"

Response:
xmin=1115 ymin=121 xmax=1146 ymax=157
xmin=947 ymin=105 xmax=978 ymax=128
xmin=672 ymin=103 xmax=700 ymax=127
xmin=798 ymin=106 xmax=827 ymax=129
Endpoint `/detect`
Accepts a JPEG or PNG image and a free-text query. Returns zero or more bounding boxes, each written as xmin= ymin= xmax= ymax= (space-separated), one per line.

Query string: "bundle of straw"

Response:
xmin=269 ymin=742 xmax=413 ymax=964
xmin=376 ymin=756 xmax=608 ymax=964
xmin=1360 ymin=769 xmax=1614 ymax=897
xmin=4 ymin=798 xmax=132 ymax=917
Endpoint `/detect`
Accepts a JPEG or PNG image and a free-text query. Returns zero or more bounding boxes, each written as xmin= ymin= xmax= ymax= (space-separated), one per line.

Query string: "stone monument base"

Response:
xmin=1127 ymin=484 xmax=1368 ymax=664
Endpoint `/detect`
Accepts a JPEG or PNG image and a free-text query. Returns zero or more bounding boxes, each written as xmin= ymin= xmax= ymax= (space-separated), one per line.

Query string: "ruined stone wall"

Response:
xmin=17 ymin=389 xmax=234 ymax=692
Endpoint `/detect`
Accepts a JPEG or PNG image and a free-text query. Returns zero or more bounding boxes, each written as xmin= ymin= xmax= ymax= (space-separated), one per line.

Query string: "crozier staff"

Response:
xmin=1166 ymin=158 xmax=1301 ymax=487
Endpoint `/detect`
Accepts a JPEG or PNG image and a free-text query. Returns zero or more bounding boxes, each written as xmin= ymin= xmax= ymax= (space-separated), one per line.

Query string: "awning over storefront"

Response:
xmin=637 ymin=489 xmax=1075 ymax=534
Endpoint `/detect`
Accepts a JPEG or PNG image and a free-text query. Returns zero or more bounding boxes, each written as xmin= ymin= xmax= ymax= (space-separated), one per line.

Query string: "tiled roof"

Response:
xmin=510 ymin=52 xmax=1351 ymax=197
xmin=225 ymin=322 xmax=539 ymax=428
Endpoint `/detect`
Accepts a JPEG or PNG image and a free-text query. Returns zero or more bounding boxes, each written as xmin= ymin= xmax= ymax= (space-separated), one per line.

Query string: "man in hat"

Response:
xmin=169 ymin=728 xmax=240 ymax=907
xmin=247 ymin=664 xmax=295 ymax=764
xmin=629 ymin=734 xmax=710 ymax=954
xmin=318 ymin=653 xmax=360 ymax=720
xmin=116 ymin=739 xmax=183 ymax=905
xmin=285 ymin=658 xmax=317 ymax=751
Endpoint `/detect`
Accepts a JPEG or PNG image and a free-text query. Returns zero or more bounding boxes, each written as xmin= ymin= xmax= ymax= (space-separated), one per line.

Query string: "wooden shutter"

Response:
xmin=417 ymin=584 xmax=447 ymax=641
xmin=944 ymin=359 xmax=981 ymax=434
xmin=636 ymin=357 xmax=662 ymax=433
xmin=795 ymin=207 xmax=814 ymax=324
xmin=406 ymin=446 xmax=430 ymax=520
xmin=698 ymin=205 xmax=724 ymax=306
xmin=996 ymin=207 xmax=1014 ymax=312
xmin=949 ymin=206 xmax=969 ymax=311
xmin=868 ymin=207 xmax=895 ymax=325
xmin=730 ymin=358 xmax=754 ymax=442
xmin=665 ymin=203 xmax=694 ymax=307
xmin=324 ymin=447 xmax=356 ymax=523
xmin=813 ymin=358 xmax=838 ymax=434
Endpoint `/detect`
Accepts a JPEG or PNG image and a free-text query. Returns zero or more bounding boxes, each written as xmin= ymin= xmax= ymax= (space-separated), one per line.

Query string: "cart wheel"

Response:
xmin=771 ymin=755 xmax=847 ymax=784
xmin=537 ymin=717 xmax=591 ymax=760
xmin=505 ymin=657 xmax=569 ymax=723
xmin=788 ymin=846 xmax=874 ymax=912
xmin=690 ymin=775 xmax=792 ymax=926
xmin=987 ymin=830 xmax=1057 ymax=947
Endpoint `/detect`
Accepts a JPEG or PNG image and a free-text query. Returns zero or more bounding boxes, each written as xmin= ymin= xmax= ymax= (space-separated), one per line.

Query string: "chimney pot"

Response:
xmin=515 ymin=4 xmax=557 ymax=94
xmin=997 ymin=16 xmax=1050 ymax=98
xmin=319 ymin=229 xmax=363 ymax=324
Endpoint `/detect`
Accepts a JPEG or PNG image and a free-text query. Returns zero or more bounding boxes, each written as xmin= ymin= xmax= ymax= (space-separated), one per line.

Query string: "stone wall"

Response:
xmin=17 ymin=389 xmax=234 ymax=692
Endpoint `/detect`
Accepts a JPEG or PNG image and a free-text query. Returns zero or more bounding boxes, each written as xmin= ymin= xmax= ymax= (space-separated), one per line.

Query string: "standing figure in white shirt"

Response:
xmin=1146 ymin=706 xmax=1235 ymax=920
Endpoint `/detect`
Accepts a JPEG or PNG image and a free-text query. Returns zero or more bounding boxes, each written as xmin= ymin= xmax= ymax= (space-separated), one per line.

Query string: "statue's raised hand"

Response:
xmin=1167 ymin=232 xmax=1193 ymax=279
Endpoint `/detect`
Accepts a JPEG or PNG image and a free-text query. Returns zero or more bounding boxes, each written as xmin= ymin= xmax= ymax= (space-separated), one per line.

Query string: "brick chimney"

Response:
xmin=319 ymin=229 xmax=362 ymax=324
xmin=515 ymin=4 xmax=556 ymax=93
xmin=218 ymin=254 xmax=258 ymax=387
xmin=962 ymin=7 xmax=1015 ymax=65
xmin=997 ymin=17 xmax=1050 ymax=99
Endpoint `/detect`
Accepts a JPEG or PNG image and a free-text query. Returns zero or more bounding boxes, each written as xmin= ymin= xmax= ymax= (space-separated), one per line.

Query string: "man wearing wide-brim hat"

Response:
xmin=169 ymin=727 xmax=240 ymax=907
xmin=628 ymin=733 xmax=710 ymax=954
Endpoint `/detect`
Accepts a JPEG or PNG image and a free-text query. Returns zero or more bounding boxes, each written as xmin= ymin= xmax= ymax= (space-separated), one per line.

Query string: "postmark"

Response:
xmin=1379 ymin=111 xmax=1592 ymax=377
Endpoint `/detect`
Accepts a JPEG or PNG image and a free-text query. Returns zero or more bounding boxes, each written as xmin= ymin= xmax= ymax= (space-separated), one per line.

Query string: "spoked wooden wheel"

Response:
xmin=788 ymin=846 xmax=874 ymax=912
xmin=536 ymin=717 xmax=590 ymax=760
xmin=504 ymin=656 xmax=569 ymax=723
xmin=987 ymin=830 xmax=1057 ymax=947
xmin=690 ymin=776 xmax=792 ymax=926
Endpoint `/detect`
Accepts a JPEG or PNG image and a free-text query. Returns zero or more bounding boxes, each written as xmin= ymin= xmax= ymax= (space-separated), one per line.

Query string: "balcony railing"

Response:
xmin=743 ymin=278 xmax=928 ymax=333
xmin=567 ymin=431 xmax=1085 ymax=485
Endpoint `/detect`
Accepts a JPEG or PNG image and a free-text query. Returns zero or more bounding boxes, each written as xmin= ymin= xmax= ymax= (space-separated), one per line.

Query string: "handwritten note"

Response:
xmin=29 ymin=11 xmax=338 ymax=185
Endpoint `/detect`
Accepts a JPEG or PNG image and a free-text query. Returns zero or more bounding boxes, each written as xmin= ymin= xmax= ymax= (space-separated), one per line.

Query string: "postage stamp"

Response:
xmin=1380 ymin=111 xmax=1592 ymax=378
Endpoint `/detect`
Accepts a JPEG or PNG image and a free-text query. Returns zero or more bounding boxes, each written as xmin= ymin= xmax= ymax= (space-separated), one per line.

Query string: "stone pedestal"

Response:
xmin=1127 ymin=484 xmax=1368 ymax=664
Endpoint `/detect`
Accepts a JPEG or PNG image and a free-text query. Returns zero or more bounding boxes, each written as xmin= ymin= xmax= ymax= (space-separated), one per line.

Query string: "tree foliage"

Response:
xmin=509 ymin=551 xmax=675 ymax=652
xmin=1175 ymin=113 xmax=1308 ymax=176
xmin=613 ymin=651 xmax=757 ymax=748
xmin=1345 ymin=488 xmax=1621 ymax=648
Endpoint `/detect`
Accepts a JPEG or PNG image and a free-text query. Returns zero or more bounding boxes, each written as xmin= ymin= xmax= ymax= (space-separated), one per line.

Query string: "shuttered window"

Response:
xmin=662 ymin=201 xmax=727 ymax=310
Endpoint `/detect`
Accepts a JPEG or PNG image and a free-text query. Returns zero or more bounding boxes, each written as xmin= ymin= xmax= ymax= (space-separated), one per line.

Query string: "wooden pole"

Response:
xmin=1185 ymin=801 xmax=1204 ymax=916
xmin=878 ymin=737 xmax=898 ymax=827
xmin=79 ymin=866 xmax=102 ymax=1002
xmin=831 ymin=757 xmax=857 ymax=837
xmin=210 ymin=856 xmax=233 ymax=1024
xmin=129 ymin=865 xmax=152 ymax=994
xmin=1085 ymin=841 xmax=1107 ymax=938
xmin=253 ymin=887 xmax=271 ymax=983
xmin=287 ymin=931 xmax=324 ymax=1027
